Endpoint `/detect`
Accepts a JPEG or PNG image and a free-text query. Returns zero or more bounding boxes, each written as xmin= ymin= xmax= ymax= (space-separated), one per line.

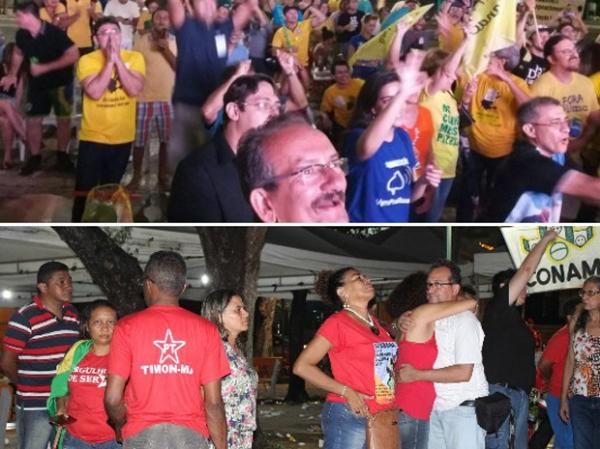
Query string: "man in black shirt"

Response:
xmin=484 ymin=97 xmax=600 ymax=222
xmin=482 ymin=229 xmax=557 ymax=449
xmin=513 ymin=26 xmax=551 ymax=85
xmin=0 ymin=1 xmax=79 ymax=175
xmin=335 ymin=0 xmax=364 ymax=47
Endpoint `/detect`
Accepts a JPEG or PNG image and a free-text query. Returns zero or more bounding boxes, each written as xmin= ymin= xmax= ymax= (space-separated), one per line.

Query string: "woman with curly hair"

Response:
xmin=388 ymin=272 xmax=477 ymax=449
xmin=560 ymin=276 xmax=600 ymax=449
xmin=201 ymin=290 xmax=258 ymax=449
xmin=293 ymin=267 xmax=397 ymax=449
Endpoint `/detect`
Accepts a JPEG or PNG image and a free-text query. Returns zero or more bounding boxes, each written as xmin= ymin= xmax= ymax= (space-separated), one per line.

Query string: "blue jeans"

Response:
xmin=546 ymin=393 xmax=573 ymax=449
xmin=428 ymin=405 xmax=485 ymax=449
xmin=399 ymin=411 xmax=428 ymax=449
xmin=425 ymin=178 xmax=454 ymax=223
xmin=321 ymin=402 xmax=366 ymax=449
xmin=569 ymin=395 xmax=600 ymax=449
xmin=63 ymin=431 xmax=121 ymax=449
xmin=16 ymin=405 xmax=53 ymax=449
xmin=485 ymin=384 xmax=529 ymax=449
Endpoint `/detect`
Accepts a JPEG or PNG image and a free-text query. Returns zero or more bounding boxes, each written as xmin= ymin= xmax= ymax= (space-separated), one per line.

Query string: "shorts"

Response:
xmin=26 ymin=81 xmax=73 ymax=117
xmin=134 ymin=101 xmax=173 ymax=147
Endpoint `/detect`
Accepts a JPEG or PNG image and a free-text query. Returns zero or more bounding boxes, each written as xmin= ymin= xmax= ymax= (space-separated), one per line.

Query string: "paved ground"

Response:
xmin=3 ymin=384 xmax=326 ymax=449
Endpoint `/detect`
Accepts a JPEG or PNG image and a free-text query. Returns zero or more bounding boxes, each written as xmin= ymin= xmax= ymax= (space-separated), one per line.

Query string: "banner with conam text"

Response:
xmin=501 ymin=226 xmax=600 ymax=293
xmin=535 ymin=0 xmax=586 ymax=25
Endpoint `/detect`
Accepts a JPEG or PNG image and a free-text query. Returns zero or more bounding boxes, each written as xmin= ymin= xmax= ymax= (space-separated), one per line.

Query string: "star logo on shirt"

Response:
xmin=153 ymin=329 xmax=186 ymax=364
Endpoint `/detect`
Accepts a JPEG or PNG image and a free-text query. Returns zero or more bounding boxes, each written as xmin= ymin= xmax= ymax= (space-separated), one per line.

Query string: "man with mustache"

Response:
xmin=237 ymin=113 xmax=349 ymax=223
xmin=532 ymin=35 xmax=600 ymax=220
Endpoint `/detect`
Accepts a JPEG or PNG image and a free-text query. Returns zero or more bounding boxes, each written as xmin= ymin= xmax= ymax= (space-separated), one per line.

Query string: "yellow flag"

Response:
xmin=348 ymin=3 xmax=433 ymax=67
xmin=462 ymin=0 xmax=517 ymax=78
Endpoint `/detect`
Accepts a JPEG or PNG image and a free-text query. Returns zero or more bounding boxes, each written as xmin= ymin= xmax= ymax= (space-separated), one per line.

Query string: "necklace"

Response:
xmin=343 ymin=304 xmax=379 ymax=336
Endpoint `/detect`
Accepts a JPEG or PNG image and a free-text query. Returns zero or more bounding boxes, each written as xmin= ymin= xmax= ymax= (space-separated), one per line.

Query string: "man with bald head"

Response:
xmin=237 ymin=113 xmax=348 ymax=222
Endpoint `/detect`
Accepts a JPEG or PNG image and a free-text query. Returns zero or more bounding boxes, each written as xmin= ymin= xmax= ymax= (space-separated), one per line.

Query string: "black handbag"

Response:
xmin=474 ymin=392 xmax=512 ymax=434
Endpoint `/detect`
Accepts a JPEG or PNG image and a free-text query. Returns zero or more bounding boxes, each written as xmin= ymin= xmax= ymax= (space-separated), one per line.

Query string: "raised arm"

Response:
xmin=307 ymin=5 xmax=326 ymax=28
xmin=411 ymin=298 xmax=477 ymax=326
xmin=516 ymin=0 xmax=534 ymax=49
xmin=233 ymin=0 xmax=258 ymax=32
xmin=277 ymin=50 xmax=308 ymax=111
xmin=167 ymin=0 xmax=186 ymax=29
xmin=387 ymin=21 xmax=410 ymax=71
xmin=507 ymin=229 xmax=557 ymax=305
xmin=201 ymin=59 xmax=251 ymax=124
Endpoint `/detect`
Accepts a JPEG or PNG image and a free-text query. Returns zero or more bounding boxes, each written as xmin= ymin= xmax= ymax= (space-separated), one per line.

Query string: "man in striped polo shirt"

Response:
xmin=1 ymin=261 xmax=80 ymax=449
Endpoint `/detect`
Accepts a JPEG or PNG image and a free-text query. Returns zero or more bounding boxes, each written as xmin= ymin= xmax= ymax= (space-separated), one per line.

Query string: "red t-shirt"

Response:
xmin=402 ymin=106 xmax=434 ymax=177
xmin=541 ymin=325 xmax=569 ymax=397
xmin=317 ymin=311 xmax=397 ymax=414
xmin=66 ymin=351 xmax=114 ymax=443
xmin=108 ymin=306 xmax=230 ymax=440
xmin=395 ymin=334 xmax=437 ymax=420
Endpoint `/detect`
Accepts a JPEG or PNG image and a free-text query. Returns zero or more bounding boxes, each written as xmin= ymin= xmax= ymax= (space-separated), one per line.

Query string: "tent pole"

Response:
xmin=446 ymin=226 xmax=452 ymax=260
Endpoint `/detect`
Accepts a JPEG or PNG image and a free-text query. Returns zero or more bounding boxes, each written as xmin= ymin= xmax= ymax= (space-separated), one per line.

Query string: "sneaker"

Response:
xmin=19 ymin=155 xmax=42 ymax=176
xmin=55 ymin=152 xmax=75 ymax=174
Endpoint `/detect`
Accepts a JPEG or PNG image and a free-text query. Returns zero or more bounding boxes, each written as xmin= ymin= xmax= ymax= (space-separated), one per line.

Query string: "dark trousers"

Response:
xmin=72 ymin=140 xmax=131 ymax=222
xmin=570 ymin=395 xmax=600 ymax=449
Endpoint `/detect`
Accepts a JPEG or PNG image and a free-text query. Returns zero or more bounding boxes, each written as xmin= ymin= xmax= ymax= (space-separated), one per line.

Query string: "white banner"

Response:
xmin=535 ymin=0 xmax=586 ymax=25
xmin=501 ymin=226 xmax=600 ymax=293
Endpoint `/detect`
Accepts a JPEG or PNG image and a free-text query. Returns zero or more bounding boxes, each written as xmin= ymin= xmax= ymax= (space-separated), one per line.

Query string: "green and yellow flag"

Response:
xmin=348 ymin=3 xmax=433 ymax=67
xmin=462 ymin=0 xmax=517 ymax=78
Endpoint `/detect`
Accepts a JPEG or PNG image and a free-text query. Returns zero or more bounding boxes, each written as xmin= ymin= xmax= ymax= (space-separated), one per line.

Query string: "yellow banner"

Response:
xmin=501 ymin=226 xmax=600 ymax=293
xmin=535 ymin=0 xmax=585 ymax=25
xmin=462 ymin=0 xmax=517 ymax=78
xmin=348 ymin=3 xmax=433 ymax=67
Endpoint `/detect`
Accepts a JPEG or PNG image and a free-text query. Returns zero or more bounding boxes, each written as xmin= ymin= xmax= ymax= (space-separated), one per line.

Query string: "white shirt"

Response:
xmin=104 ymin=0 xmax=140 ymax=49
xmin=432 ymin=311 xmax=489 ymax=411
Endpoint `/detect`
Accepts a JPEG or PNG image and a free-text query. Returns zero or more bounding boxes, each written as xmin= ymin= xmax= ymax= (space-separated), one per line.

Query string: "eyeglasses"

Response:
xmin=97 ymin=28 xmax=120 ymax=36
xmin=260 ymin=158 xmax=347 ymax=187
xmin=240 ymin=100 xmax=282 ymax=112
xmin=426 ymin=281 xmax=455 ymax=289
xmin=530 ymin=119 xmax=570 ymax=129
xmin=555 ymin=48 xmax=578 ymax=56
xmin=578 ymin=289 xmax=600 ymax=298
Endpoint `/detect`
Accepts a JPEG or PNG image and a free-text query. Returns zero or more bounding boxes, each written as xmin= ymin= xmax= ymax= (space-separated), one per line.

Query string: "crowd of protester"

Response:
xmin=1 ymin=0 xmax=600 ymax=222
xmin=0 ymin=233 xmax=598 ymax=449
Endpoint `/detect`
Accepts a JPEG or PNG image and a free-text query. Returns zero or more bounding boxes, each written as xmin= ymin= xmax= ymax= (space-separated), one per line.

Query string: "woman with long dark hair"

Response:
xmin=201 ymin=290 xmax=258 ymax=449
xmin=293 ymin=267 xmax=398 ymax=449
xmin=343 ymin=51 xmax=441 ymax=222
xmin=560 ymin=276 xmax=600 ymax=449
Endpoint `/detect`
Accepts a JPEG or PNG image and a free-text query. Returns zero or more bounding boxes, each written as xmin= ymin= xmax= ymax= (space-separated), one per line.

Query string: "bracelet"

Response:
xmin=340 ymin=385 xmax=347 ymax=397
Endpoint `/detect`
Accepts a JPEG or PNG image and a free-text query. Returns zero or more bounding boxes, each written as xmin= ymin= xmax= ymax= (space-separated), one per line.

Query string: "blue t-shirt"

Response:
xmin=345 ymin=127 xmax=417 ymax=222
xmin=173 ymin=17 xmax=233 ymax=106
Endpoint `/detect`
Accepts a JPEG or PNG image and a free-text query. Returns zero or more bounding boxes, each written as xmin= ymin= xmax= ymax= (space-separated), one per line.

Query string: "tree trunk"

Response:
xmin=53 ymin=227 xmax=145 ymax=317
xmin=256 ymin=297 xmax=278 ymax=357
xmin=197 ymin=227 xmax=267 ymax=360
xmin=285 ymin=289 xmax=309 ymax=403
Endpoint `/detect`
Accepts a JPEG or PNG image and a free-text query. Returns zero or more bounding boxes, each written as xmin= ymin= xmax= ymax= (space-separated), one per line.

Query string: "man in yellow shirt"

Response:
xmin=63 ymin=0 xmax=103 ymax=55
xmin=320 ymin=59 xmax=363 ymax=147
xmin=73 ymin=16 xmax=145 ymax=221
xmin=271 ymin=4 xmax=326 ymax=87
xmin=40 ymin=0 xmax=67 ymax=28
xmin=532 ymin=34 xmax=600 ymax=220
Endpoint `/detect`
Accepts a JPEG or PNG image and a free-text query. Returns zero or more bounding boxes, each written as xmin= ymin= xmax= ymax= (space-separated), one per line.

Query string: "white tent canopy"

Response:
xmin=0 ymin=227 xmax=477 ymax=307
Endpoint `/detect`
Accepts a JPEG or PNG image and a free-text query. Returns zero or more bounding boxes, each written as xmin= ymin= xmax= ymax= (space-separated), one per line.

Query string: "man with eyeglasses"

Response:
xmin=532 ymin=34 xmax=600 ymax=221
xmin=168 ymin=72 xmax=302 ymax=222
xmin=1 ymin=261 xmax=79 ymax=449
xmin=237 ymin=112 xmax=349 ymax=222
xmin=481 ymin=230 xmax=557 ymax=449
xmin=483 ymin=97 xmax=600 ymax=222
xmin=398 ymin=259 xmax=488 ymax=449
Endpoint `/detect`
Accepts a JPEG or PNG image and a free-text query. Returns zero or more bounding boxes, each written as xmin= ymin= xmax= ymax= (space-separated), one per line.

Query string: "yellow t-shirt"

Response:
xmin=420 ymin=88 xmax=459 ymax=178
xmin=320 ymin=78 xmax=364 ymax=128
xmin=272 ymin=21 xmax=312 ymax=67
xmin=469 ymin=73 xmax=531 ymax=158
xmin=439 ymin=23 xmax=464 ymax=54
xmin=590 ymin=71 xmax=600 ymax=102
xmin=67 ymin=0 xmax=103 ymax=49
xmin=77 ymin=49 xmax=145 ymax=144
xmin=532 ymin=71 xmax=600 ymax=139
xmin=132 ymin=34 xmax=177 ymax=102
xmin=328 ymin=0 xmax=341 ymax=12
xmin=137 ymin=9 xmax=152 ymax=33
xmin=40 ymin=4 xmax=66 ymax=24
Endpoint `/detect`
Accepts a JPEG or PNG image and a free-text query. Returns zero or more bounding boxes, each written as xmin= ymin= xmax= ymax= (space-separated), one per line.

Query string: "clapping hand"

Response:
xmin=395 ymin=49 xmax=427 ymax=99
